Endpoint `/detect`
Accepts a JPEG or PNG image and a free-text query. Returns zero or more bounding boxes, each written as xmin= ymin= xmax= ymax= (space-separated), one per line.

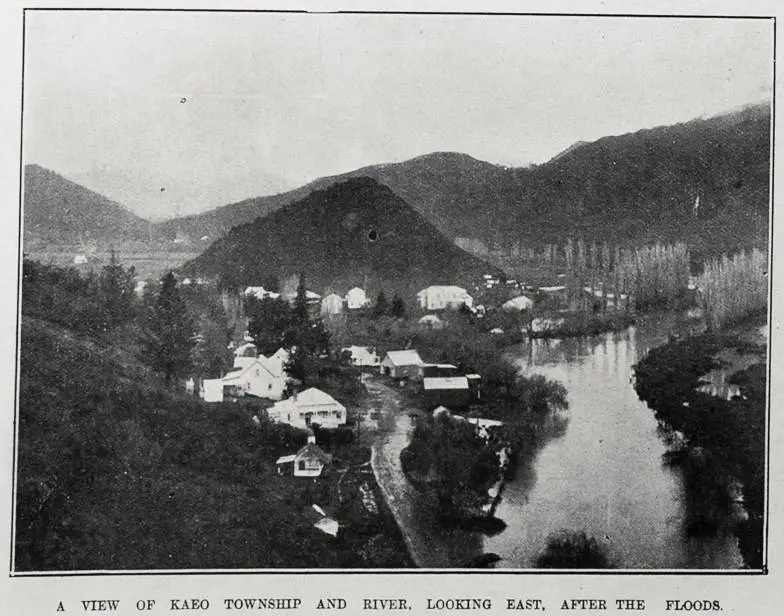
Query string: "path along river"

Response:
xmin=370 ymin=312 xmax=745 ymax=569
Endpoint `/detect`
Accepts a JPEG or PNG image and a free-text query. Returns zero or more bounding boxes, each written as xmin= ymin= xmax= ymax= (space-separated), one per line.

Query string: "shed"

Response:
xmin=380 ymin=350 xmax=424 ymax=380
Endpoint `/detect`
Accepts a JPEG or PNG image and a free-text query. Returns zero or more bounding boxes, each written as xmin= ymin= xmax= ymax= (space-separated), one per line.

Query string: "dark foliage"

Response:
xmin=633 ymin=335 xmax=766 ymax=568
xmin=181 ymin=178 xmax=503 ymax=301
xmin=141 ymin=271 xmax=195 ymax=384
xmin=534 ymin=530 xmax=613 ymax=568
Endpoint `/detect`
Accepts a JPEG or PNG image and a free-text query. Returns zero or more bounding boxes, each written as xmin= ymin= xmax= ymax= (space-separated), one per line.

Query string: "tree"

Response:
xmin=292 ymin=272 xmax=310 ymax=326
xmin=534 ymin=530 xmax=613 ymax=568
xmin=246 ymin=295 xmax=294 ymax=355
xmin=390 ymin=294 xmax=406 ymax=318
xmin=98 ymin=249 xmax=136 ymax=329
xmin=374 ymin=291 xmax=389 ymax=318
xmin=142 ymin=271 xmax=195 ymax=385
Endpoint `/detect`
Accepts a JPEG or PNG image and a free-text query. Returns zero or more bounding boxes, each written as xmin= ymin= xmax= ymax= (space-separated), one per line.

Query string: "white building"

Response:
xmin=276 ymin=434 xmax=333 ymax=478
xmin=380 ymin=350 xmax=424 ymax=380
xmin=342 ymin=345 xmax=380 ymax=367
xmin=321 ymin=293 xmax=345 ymax=316
xmin=501 ymin=295 xmax=534 ymax=312
xmin=221 ymin=356 xmax=287 ymax=400
xmin=244 ymin=286 xmax=281 ymax=301
xmin=200 ymin=378 xmax=225 ymax=402
xmin=416 ymin=286 xmax=473 ymax=311
xmin=267 ymin=387 xmax=347 ymax=430
xmin=345 ymin=287 xmax=370 ymax=310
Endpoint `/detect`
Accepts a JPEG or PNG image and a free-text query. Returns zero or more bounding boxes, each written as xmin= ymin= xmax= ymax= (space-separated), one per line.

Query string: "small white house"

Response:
xmin=321 ymin=293 xmax=345 ymax=316
xmin=267 ymin=387 xmax=347 ymax=430
xmin=342 ymin=345 xmax=380 ymax=367
xmin=73 ymin=254 xmax=88 ymax=265
xmin=344 ymin=287 xmax=369 ymax=310
xmin=221 ymin=356 xmax=286 ymax=400
xmin=276 ymin=434 xmax=333 ymax=478
xmin=380 ymin=350 xmax=424 ymax=380
xmin=416 ymin=286 xmax=473 ymax=311
xmin=501 ymin=295 xmax=534 ymax=312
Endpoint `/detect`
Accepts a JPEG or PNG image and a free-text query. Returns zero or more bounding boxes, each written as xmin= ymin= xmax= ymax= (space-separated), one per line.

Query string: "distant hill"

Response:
xmin=181 ymin=177 xmax=503 ymax=300
xmin=157 ymin=103 xmax=771 ymax=256
xmin=23 ymin=164 xmax=149 ymax=245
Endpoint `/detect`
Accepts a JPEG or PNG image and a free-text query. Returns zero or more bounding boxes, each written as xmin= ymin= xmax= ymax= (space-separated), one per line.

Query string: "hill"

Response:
xmin=23 ymin=164 xmax=150 ymax=246
xmin=180 ymin=177 xmax=503 ymax=299
xmin=156 ymin=104 xmax=771 ymax=255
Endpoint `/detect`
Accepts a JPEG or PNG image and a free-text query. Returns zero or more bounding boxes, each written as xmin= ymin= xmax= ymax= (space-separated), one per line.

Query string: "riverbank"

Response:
xmin=633 ymin=317 xmax=767 ymax=569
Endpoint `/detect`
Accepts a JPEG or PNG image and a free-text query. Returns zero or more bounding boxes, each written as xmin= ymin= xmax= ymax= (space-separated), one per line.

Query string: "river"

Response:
xmin=371 ymin=312 xmax=746 ymax=569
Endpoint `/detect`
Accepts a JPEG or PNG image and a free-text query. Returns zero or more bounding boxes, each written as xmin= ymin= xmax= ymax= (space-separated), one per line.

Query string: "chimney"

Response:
xmin=307 ymin=430 xmax=316 ymax=444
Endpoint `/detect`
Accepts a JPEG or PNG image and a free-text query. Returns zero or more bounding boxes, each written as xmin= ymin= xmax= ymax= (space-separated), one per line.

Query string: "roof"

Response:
xmin=346 ymin=286 xmax=366 ymax=294
xmin=418 ymin=314 xmax=443 ymax=323
xmin=424 ymin=377 xmax=469 ymax=390
xmin=539 ymin=285 xmax=567 ymax=293
xmin=297 ymin=442 xmax=333 ymax=464
xmin=276 ymin=454 xmax=297 ymax=465
xmin=293 ymin=387 xmax=345 ymax=408
xmin=502 ymin=295 xmax=534 ymax=310
xmin=245 ymin=286 xmax=281 ymax=300
xmin=222 ymin=356 xmax=282 ymax=382
xmin=417 ymin=285 xmax=470 ymax=296
xmin=383 ymin=350 xmax=424 ymax=366
xmin=466 ymin=373 xmax=481 ymax=379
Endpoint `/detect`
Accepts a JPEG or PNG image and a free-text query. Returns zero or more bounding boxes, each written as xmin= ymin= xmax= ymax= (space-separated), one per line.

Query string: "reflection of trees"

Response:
xmin=634 ymin=334 xmax=766 ymax=568
xmin=534 ymin=530 xmax=614 ymax=569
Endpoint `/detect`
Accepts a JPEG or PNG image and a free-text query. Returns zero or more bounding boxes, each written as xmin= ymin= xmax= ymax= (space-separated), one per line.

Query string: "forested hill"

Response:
xmin=181 ymin=177 xmax=503 ymax=299
xmin=155 ymin=103 xmax=770 ymax=255
xmin=23 ymin=164 xmax=150 ymax=245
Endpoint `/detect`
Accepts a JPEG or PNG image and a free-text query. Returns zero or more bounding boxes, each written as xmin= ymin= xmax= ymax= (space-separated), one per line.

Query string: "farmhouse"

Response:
xmin=267 ymin=387 xmax=347 ymax=429
xmin=276 ymin=433 xmax=333 ymax=478
xmin=416 ymin=286 xmax=473 ymax=311
xmin=345 ymin=287 xmax=370 ymax=310
xmin=380 ymin=350 xmax=424 ymax=380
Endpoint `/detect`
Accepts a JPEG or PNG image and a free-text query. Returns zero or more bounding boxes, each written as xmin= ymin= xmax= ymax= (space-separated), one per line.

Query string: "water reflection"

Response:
xmin=484 ymin=318 xmax=743 ymax=569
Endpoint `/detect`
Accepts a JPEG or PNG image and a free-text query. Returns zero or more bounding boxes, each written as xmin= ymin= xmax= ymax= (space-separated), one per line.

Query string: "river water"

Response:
xmin=372 ymin=312 xmax=746 ymax=569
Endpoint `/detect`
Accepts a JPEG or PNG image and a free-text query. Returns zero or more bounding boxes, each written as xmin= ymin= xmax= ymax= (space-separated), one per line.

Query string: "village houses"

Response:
xmin=416 ymin=285 xmax=473 ymax=311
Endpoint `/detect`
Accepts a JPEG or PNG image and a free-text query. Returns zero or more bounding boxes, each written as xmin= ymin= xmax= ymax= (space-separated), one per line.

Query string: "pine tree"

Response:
xmin=98 ymin=249 xmax=136 ymax=329
xmin=143 ymin=271 xmax=195 ymax=385
xmin=390 ymin=294 xmax=406 ymax=318
xmin=374 ymin=291 xmax=389 ymax=317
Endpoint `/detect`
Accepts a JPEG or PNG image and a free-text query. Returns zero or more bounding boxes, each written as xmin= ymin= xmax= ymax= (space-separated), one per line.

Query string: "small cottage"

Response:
xmin=276 ymin=433 xmax=333 ymax=477
xmin=200 ymin=378 xmax=224 ymax=402
xmin=380 ymin=350 xmax=424 ymax=380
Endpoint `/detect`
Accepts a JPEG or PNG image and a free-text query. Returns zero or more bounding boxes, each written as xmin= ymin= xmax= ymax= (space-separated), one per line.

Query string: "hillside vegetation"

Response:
xmin=181 ymin=177 xmax=503 ymax=299
xmin=15 ymin=262 xmax=411 ymax=570
xmin=156 ymin=104 xmax=770 ymax=256
xmin=24 ymin=164 xmax=150 ymax=245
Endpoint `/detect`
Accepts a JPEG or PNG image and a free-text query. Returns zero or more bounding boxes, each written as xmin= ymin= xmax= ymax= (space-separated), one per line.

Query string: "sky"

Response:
xmin=23 ymin=11 xmax=773 ymax=220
